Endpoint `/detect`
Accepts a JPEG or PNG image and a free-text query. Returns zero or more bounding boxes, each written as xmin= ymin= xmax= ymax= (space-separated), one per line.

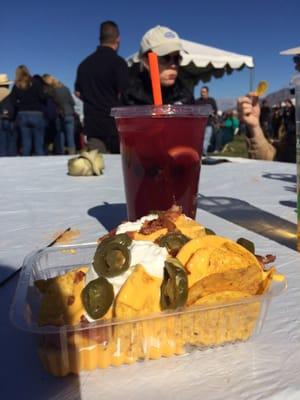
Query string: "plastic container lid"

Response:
xmin=111 ymin=104 xmax=211 ymax=118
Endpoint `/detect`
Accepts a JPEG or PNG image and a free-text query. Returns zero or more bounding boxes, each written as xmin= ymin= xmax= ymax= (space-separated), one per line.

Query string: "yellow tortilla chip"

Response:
xmin=36 ymin=267 xmax=88 ymax=326
xmin=187 ymin=263 xmax=263 ymax=306
xmin=177 ymin=235 xmax=228 ymax=266
xmin=221 ymin=241 xmax=262 ymax=271
xmin=181 ymin=291 xmax=260 ymax=346
xmin=185 ymin=247 xmax=216 ymax=287
xmin=193 ymin=290 xmax=251 ymax=306
xmin=174 ymin=215 xmax=206 ymax=239
xmin=132 ymin=228 xmax=167 ymax=242
xmin=255 ymin=80 xmax=269 ymax=96
xmin=114 ymin=265 xmax=162 ymax=319
xmin=184 ymin=238 xmax=263 ymax=288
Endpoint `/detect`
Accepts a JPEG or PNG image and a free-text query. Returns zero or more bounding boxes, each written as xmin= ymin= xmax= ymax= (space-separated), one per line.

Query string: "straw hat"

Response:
xmin=139 ymin=25 xmax=182 ymax=57
xmin=0 ymin=74 xmax=13 ymax=86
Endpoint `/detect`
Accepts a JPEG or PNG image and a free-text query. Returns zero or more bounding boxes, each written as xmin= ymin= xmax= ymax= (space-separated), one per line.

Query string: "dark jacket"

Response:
xmin=195 ymin=96 xmax=218 ymax=126
xmin=74 ymin=46 xmax=129 ymax=149
xmin=122 ymin=69 xmax=194 ymax=105
xmin=10 ymin=77 xmax=45 ymax=113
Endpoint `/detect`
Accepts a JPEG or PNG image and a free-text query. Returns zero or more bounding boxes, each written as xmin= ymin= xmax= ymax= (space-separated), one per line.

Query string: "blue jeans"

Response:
xmin=55 ymin=115 xmax=75 ymax=154
xmin=203 ymin=125 xmax=213 ymax=155
xmin=18 ymin=111 xmax=45 ymax=156
xmin=0 ymin=119 xmax=17 ymax=156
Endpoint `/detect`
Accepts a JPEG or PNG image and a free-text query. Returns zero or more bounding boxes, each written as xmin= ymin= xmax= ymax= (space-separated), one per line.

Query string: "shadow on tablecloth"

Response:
xmin=197 ymin=195 xmax=297 ymax=251
xmin=87 ymin=197 xmax=297 ymax=251
xmin=88 ymin=202 xmax=127 ymax=232
xmin=262 ymin=172 xmax=296 ymax=194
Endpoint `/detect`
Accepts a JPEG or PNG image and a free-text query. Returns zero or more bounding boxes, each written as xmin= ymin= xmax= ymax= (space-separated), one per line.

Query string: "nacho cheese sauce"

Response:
xmin=84 ymin=239 xmax=168 ymax=322
xmin=115 ymin=214 xmax=158 ymax=234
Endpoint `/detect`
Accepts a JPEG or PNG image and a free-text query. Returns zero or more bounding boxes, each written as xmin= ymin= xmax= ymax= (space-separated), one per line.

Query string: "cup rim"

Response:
xmin=111 ymin=104 xmax=211 ymax=118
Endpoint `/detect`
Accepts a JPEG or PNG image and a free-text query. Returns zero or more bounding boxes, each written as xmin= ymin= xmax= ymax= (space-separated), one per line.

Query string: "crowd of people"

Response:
xmin=0 ymin=20 xmax=298 ymax=163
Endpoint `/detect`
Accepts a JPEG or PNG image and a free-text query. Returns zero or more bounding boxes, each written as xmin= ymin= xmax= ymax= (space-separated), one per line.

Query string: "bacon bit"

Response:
xmin=73 ymin=270 xmax=86 ymax=284
xmin=80 ymin=315 xmax=89 ymax=324
xmin=159 ymin=215 xmax=177 ymax=232
xmin=67 ymin=295 xmax=75 ymax=306
xmin=261 ymin=254 xmax=276 ymax=264
xmin=127 ymin=231 xmax=135 ymax=239
xmin=256 ymin=254 xmax=276 ymax=269
xmin=140 ymin=218 xmax=165 ymax=234
xmin=169 ymin=248 xmax=179 ymax=257
xmin=139 ymin=205 xmax=181 ymax=234
xmin=161 ymin=205 xmax=182 ymax=222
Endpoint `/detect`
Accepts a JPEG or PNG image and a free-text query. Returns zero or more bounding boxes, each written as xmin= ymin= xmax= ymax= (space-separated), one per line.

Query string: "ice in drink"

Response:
xmin=112 ymin=105 xmax=208 ymax=220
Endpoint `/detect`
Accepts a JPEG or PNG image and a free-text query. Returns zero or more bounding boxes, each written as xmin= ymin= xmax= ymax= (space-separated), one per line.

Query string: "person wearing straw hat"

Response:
xmin=0 ymin=74 xmax=18 ymax=156
xmin=237 ymin=48 xmax=298 ymax=163
xmin=122 ymin=25 xmax=194 ymax=106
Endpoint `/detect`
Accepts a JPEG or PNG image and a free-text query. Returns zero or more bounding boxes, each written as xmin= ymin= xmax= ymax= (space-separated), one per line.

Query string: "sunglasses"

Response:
xmin=158 ymin=53 xmax=182 ymax=66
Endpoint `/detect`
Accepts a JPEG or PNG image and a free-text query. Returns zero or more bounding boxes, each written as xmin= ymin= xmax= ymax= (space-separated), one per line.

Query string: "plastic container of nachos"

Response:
xmin=10 ymin=242 xmax=286 ymax=377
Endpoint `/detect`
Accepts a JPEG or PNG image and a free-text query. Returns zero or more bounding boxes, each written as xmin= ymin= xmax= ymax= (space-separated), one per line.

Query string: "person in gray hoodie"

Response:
xmin=43 ymin=74 xmax=76 ymax=155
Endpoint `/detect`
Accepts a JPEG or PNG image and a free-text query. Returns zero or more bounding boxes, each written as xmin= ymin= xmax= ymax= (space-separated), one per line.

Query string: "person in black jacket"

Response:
xmin=122 ymin=25 xmax=194 ymax=106
xmin=75 ymin=21 xmax=129 ymax=153
xmin=0 ymin=74 xmax=17 ymax=156
xmin=10 ymin=66 xmax=46 ymax=156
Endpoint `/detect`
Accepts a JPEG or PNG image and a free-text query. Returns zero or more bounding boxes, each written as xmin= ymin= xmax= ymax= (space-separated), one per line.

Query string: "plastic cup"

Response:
xmin=111 ymin=105 xmax=209 ymax=221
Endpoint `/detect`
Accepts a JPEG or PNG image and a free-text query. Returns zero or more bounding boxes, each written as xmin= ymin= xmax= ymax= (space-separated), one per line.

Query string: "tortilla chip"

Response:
xmin=133 ymin=229 xmax=167 ymax=242
xmin=187 ymin=263 xmax=263 ymax=306
xmin=193 ymin=290 xmax=251 ymax=306
xmin=177 ymin=235 xmax=228 ymax=266
xmin=185 ymin=247 xmax=216 ymax=287
xmin=36 ymin=267 xmax=88 ymax=326
xmin=181 ymin=291 xmax=260 ymax=346
xmin=174 ymin=215 xmax=206 ymax=239
xmin=114 ymin=265 xmax=162 ymax=319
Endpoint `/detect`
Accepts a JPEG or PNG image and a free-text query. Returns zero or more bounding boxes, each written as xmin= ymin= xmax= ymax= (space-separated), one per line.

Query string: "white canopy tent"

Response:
xmin=127 ymin=38 xmax=254 ymax=92
xmin=280 ymin=46 xmax=300 ymax=55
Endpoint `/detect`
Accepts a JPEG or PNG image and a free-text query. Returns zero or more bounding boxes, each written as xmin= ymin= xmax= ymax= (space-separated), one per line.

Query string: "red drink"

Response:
xmin=112 ymin=105 xmax=208 ymax=220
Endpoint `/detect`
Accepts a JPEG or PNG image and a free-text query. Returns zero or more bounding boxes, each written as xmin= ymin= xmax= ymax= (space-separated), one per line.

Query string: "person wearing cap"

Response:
xmin=75 ymin=21 xmax=129 ymax=154
xmin=122 ymin=25 xmax=194 ymax=106
xmin=0 ymin=74 xmax=17 ymax=156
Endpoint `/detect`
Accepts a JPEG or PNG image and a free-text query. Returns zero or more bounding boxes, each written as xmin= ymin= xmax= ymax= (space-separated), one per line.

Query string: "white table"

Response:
xmin=1 ymin=155 xmax=299 ymax=400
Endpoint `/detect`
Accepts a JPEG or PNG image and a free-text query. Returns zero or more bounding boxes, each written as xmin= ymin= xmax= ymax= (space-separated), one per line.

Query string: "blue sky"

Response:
xmin=2 ymin=0 xmax=300 ymax=102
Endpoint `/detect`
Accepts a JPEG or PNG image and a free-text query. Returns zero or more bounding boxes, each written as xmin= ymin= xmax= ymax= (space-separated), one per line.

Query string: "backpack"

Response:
xmin=43 ymin=94 xmax=59 ymax=122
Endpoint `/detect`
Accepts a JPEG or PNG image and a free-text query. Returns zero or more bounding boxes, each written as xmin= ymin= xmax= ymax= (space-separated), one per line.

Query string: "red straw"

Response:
xmin=148 ymin=52 xmax=163 ymax=105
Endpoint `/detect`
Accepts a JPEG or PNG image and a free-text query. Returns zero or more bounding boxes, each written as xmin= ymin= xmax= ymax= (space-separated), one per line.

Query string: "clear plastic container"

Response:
xmin=10 ymin=243 xmax=287 ymax=377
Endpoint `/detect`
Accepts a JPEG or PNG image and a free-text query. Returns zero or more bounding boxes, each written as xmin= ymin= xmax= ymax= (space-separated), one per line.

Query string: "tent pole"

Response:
xmin=249 ymin=67 xmax=255 ymax=91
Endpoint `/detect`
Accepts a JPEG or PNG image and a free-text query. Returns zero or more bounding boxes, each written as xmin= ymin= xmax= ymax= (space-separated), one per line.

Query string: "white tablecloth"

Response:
xmin=1 ymin=155 xmax=299 ymax=400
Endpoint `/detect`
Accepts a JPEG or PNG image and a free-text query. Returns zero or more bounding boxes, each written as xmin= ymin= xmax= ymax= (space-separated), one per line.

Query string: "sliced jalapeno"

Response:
xmin=160 ymin=258 xmax=188 ymax=310
xmin=237 ymin=237 xmax=255 ymax=254
xmin=82 ymin=277 xmax=114 ymax=320
xmin=101 ymin=233 xmax=132 ymax=247
xmin=94 ymin=240 xmax=131 ymax=278
xmin=158 ymin=232 xmax=189 ymax=255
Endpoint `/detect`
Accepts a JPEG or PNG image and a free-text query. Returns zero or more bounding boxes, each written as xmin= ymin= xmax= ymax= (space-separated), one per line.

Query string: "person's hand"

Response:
xmin=237 ymin=93 xmax=260 ymax=129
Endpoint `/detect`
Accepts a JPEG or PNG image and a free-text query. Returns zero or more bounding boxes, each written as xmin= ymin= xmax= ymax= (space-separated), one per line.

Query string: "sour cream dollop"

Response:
xmin=116 ymin=214 xmax=158 ymax=234
xmin=84 ymin=239 xmax=168 ymax=321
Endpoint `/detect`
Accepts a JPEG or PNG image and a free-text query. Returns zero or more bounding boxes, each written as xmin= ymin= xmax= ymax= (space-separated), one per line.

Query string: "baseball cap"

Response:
xmin=139 ymin=25 xmax=182 ymax=57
